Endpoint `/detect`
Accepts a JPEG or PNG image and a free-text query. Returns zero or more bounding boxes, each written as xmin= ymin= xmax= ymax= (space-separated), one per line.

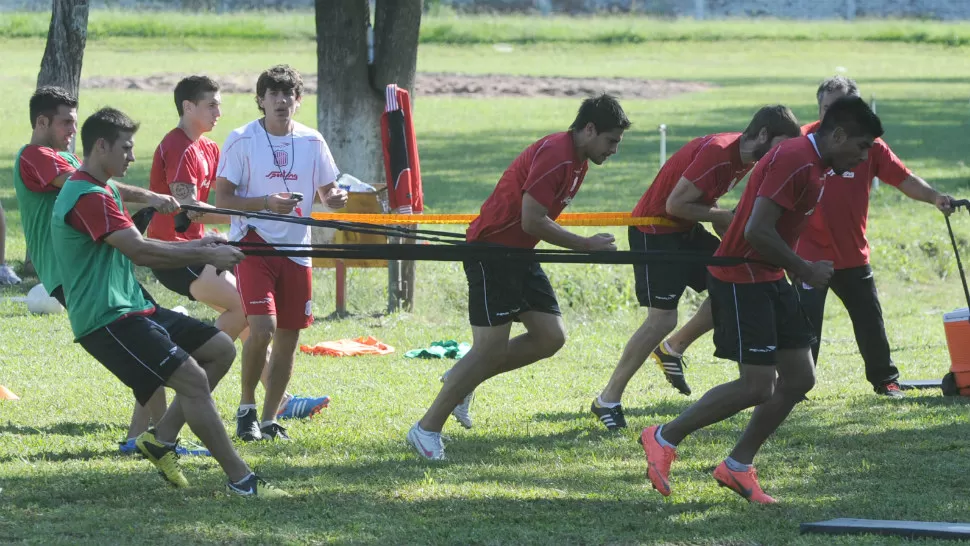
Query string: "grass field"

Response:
xmin=2 ymin=13 xmax=970 ymax=545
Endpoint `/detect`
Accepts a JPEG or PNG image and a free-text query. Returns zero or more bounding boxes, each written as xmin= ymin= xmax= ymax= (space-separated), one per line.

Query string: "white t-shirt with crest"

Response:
xmin=217 ymin=119 xmax=339 ymax=266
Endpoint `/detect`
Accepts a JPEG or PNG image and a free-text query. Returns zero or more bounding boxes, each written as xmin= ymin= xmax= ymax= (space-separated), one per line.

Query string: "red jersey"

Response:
xmin=65 ymin=171 xmax=135 ymax=241
xmin=709 ymin=136 xmax=827 ymax=284
xmin=794 ymin=121 xmax=910 ymax=269
xmin=632 ymin=133 xmax=750 ymax=234
xmin=147 ymin=128 xmax=220 ymax=242
xmin=467 ymin=132 xmax=588 ymax=248
xmin=18 ymin=145 xmax=78 ymax=192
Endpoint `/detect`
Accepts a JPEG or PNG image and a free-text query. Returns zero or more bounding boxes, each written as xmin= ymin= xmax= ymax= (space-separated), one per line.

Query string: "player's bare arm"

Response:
xmin=521 ymin=193 xmax=615 ymax=251
xmin=666 ymin=177 xmax=735 ymax=235
xmin=170 ymin=182 xmax=231 ymax=224
xmin=214 ymin=177 xmax=299 ymax=214
xmin=744 ymin=196 xmax=832 ymax=288
xmin=113 ymin=183 xmax=180 ymax=215
xmin=897 ymin=174 xmax=955 ymax=214
xmin=104 ymin=226 xmax=243 ymax=270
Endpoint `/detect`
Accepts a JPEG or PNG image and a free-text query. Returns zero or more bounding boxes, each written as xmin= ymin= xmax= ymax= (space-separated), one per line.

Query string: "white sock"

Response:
xmin=663 ymin=341 xmax=682 ymax=358
xmin=724 ymin=456 xmax=751 ymax=472
xmin=596 ymin=396 xmax=621 ymax=408
xmin=237 ymin=404 xmax=257 ymax=417
xmin=260 ymin=420 xmax=277 ymax=429
xmin=655 ymin=424 xmax=677 ymax=449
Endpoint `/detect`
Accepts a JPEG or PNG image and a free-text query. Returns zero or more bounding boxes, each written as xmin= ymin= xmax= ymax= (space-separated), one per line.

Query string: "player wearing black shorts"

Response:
xmin=592 ymin=107 xmax=801 ymax=430
xmin=51 ymin=106 xmax=286 ymax=497
xmin=641 ymin=96 xmax=882 ymax=504
xmin=407 ymin=95 xmax=630 ymax=460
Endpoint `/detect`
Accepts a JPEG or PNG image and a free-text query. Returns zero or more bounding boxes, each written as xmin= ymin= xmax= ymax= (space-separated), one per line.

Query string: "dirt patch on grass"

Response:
xmin=82 ymin=72 xmax=712 ymax=100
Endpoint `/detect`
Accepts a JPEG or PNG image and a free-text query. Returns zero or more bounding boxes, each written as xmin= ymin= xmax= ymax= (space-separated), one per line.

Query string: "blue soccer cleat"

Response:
xmin=276 ymin=395 xmax=330 ymax=420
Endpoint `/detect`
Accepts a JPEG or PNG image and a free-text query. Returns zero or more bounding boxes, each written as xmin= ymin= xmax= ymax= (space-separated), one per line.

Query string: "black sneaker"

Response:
xmin=259 ymin=422 xmax=291 ymax=441
xmin=875 ymin=381 xmax=905 ymax=399
xmin=590 ymin=399 xmax=627 ymax=430
xmin=227 ymin=473 xmax=291 ymax=498
xmin=236 ymin=408 xmax=262 ymax=442
xmin=650 ymin=345 xmax=691 ymax=396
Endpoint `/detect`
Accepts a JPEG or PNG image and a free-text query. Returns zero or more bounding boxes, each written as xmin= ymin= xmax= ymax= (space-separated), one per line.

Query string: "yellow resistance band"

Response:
xmin=310 ymin=212 xmax=679 ymax=228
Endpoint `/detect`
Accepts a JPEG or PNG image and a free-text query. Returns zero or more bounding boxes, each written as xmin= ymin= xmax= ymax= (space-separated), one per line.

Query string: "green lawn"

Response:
xmin=1 ymin=24 xmax=970 ymax=545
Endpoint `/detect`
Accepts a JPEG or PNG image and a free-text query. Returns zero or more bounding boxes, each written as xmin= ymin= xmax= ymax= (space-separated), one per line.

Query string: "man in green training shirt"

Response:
xmin=14 ymin=86 xmax=185 ymax=451
xmin=52 ymin=107 xmax=285 ymax=497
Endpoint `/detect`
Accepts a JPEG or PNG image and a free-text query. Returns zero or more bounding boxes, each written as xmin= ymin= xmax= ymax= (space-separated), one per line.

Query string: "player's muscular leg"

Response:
xmin=261 ymin=327 xmax=300 ymax=424
xmin=491 ymin=311 xmax=567 ymax=377
xmin=665 ymin=298 xmax=714 ymax=355
xmin=190 ymin=266 xmax=249 ymax=341
xmin=600 ymin=307 xmax=678 ymax=403
xmin=161 ymin=359 xmax=250 ymax=482
xmin=729 ymin=348 xmax=816 ymax=464
xmin=660 ymin=364 xmax=776 ymax=445
xmin=241 ymin=315 xmax=275 ymax=406
xmin=419 ymin=323 xmax=514 ymax=433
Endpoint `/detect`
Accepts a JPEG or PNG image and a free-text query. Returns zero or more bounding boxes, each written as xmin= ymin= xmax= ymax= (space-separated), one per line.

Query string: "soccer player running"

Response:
xmin=591 ymin=106 xmax=801 ymax=430
xmin=216 ymin=65 xmax=347 ymax=442
xmin=641 ymin=96 xmax=882 ymax=504
xmin=794 ymin=76 xmax=955 ymax=398
xmin=407 ymin=95 xmax=630 ymax=460
xmin=13 ymin=86 xmax=183 ymax=452
xmin=52 ymin=107 xmax=285 ymax=496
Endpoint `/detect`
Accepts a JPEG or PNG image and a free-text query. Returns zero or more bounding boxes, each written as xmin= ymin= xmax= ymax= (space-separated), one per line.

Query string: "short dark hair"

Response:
xmin=29 ymin=86 xmax=78 ymax=128
xmin=818 ymin=96 xmax=884 ymax=140
xmin=569 ymin=94 xmax=631 ymax=133
xmin=742 ymin=105 xmax=801 ymax=140
xmin=80 ymin=107 xmax=140 ymax=157
xmin=255 ymin=65 xmax=304 ymax=114
xmin=816 ymin=75 xmax=860 ymax=104
xmin=174 ymin=75 xmax=220 ymax=116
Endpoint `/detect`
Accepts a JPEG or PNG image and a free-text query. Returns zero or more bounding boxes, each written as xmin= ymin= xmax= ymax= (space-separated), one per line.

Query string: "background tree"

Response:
xmin=316 ymin=0 xmax=423 ymax=311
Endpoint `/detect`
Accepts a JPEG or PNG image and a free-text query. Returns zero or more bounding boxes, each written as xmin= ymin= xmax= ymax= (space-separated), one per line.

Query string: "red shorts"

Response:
xmin=235 ymin=231 xmax=313 ymax=330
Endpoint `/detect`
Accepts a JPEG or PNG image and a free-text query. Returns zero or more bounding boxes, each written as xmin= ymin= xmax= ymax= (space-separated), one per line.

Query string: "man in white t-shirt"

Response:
xmin=215 ymin=65 xmax=348 ymax=442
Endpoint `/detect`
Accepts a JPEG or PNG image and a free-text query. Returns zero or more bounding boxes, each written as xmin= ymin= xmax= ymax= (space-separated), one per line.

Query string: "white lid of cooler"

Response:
xmin=944 ymin=307 xmax=970 ymax=322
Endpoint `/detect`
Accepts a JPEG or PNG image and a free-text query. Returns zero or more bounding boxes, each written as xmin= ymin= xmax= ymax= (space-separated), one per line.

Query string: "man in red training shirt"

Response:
xmin=408 ymin=95 xmax=631 ymax=460
xmin=591 ymin=106 xmax=801 ymax=431
xmin=641 ymin=96 xmax=883 ymax=504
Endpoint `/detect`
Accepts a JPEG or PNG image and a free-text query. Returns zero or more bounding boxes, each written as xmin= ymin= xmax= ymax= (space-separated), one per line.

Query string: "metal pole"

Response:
xmin=659 ymin=124 xmax=667 ymax=168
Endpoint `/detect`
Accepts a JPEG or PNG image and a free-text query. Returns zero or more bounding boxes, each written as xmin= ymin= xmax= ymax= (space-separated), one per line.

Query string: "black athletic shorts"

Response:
xmin=708 ymin=275 xmax=815 ymax=366
xmin=630 ymin=224 xmax=721 ymax=310
xmin=463 ymin=259 xmax=561 ymax=327
xmin=152 ymin=265 xmax=218 ymax=301
xmin=77 ymin=306 xmax=222 ymax=405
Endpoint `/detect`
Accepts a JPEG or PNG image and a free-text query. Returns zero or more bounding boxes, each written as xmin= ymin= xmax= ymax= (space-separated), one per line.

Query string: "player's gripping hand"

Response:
xmin=585 ymin=233 xmax=617 ymax=251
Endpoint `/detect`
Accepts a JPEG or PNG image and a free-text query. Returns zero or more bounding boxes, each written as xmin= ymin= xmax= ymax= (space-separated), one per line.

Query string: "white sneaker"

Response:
xmin=0 ymin=264 xmax=21 ymax=285
xmin=407 ymin=423 xmax=445 ymax=460
xmin=441 ymin=374 xmax=474 ymax=429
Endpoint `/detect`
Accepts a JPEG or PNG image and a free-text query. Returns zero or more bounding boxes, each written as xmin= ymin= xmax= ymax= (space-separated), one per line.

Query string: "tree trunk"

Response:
xmin=316 ymin=0 xmax=422 ymax=313
xmin=37 ymin=0 xmax=89 ymax=94
xmin=315 ymin=0 xmax=421 ymax=186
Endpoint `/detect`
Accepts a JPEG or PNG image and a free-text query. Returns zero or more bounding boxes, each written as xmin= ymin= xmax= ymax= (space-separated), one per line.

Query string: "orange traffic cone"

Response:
xmin=0 ymin=385 xmax=19 ymax=400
